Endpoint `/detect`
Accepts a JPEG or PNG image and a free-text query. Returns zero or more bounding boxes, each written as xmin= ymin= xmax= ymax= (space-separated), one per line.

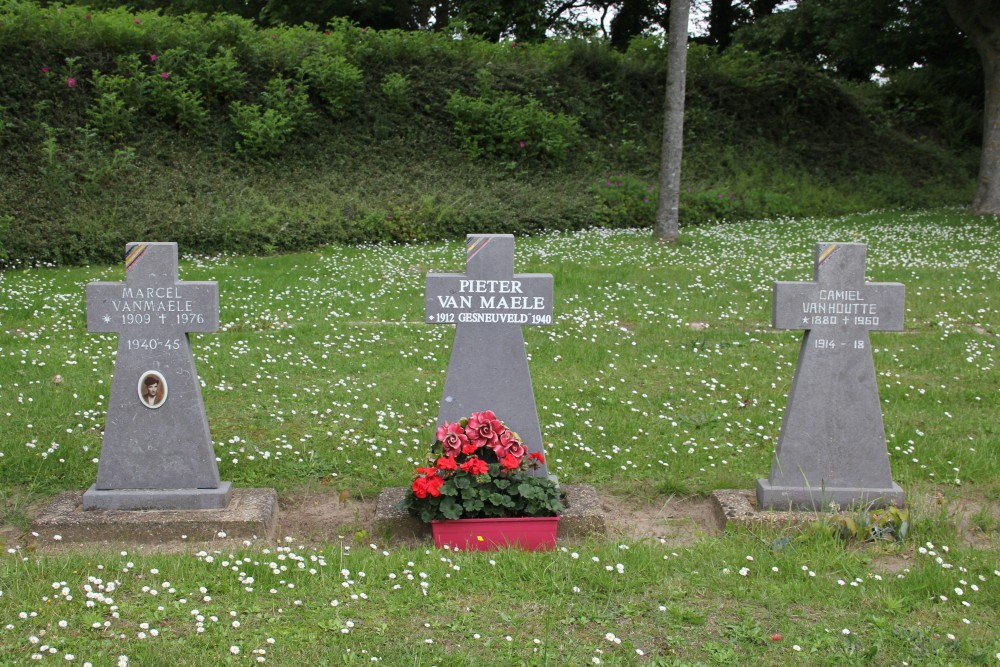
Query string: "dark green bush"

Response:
xmin=298 ymin=52 xmax=363 ymax=118
xmin=445 ymin=90 xmax=580 ymax=165
xmin=591 ymin=173 xmax=657 ymax=228
xmin=230 ymin=101 xmax=294 ymax=157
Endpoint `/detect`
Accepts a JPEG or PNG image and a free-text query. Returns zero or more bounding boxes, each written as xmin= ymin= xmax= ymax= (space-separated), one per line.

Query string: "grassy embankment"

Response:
xmin=0 ymin=0 xmax=979 ymax=267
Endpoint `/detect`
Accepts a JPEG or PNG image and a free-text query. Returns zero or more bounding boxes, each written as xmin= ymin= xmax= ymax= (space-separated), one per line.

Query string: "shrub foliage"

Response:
xmin=0 ymin=0 xmax=976 ymax=265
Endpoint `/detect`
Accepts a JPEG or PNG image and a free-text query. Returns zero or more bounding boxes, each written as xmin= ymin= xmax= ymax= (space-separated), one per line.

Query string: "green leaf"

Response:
xmin=517 ymin=483 xmax=542 ymax=499
xmin=439 ymin=497 xmax=463 ymax=520
xmin=462 ymin=499 xmax=483 ymax=512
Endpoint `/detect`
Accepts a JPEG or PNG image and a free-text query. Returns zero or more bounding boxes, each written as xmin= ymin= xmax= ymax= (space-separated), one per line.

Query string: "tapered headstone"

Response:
xmin=426 ymin=235 xmax=553 ymax=476
xmin=83 ymin=242 xmax=231 ymax=510
xmin=758 ymin=242 xmax=905 ymax=510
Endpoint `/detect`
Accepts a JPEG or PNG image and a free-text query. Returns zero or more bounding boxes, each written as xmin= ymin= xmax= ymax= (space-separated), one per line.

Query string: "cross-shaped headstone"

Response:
xmin=757 ymin=242 xmax=906 ymax=510
xmin=83 ymin=242 xmax=231 ymax=510
xmin=426 ymin=235 xmax=554 ymax=477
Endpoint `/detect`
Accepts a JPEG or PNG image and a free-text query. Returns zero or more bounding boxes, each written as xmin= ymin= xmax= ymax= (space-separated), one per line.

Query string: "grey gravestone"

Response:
xmin=83 ymin=242 xmax=231 ymax=510
xmin=426 ymin=235 xmax=553 ymax=476
xmin=757 ymin=242 xmax=905 ymax=510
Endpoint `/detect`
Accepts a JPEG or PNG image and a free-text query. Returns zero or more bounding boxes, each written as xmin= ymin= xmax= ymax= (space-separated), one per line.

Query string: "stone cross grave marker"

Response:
xmin=757 ymin=242 xmax=905 ymax=510
xmin=426 ymin=235 xmax=554 ymax=476
xmin=84 ymin=242 xmax=231 ymax=510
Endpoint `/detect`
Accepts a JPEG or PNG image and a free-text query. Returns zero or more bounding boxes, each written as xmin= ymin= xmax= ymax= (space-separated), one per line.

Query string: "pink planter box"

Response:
xmin=431 ymin=516 xmax=559 ymax=551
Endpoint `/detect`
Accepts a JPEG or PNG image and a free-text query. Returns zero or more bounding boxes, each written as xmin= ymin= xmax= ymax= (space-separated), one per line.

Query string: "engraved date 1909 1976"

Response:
xmin=120 ymin=313 xmax=205 ymax=326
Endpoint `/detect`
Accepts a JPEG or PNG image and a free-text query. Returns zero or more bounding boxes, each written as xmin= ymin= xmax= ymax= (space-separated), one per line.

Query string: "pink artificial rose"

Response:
xmin=436 ymin=421 xmax=469 ymax=458
xmin=466 ymin=410 xmax=503 ymax=448
xmin=505 ymin=437 xmax=527 ymax=461
xmin=494 ymin=429 xmax=526 ymax=460
xmin=491 ymin=428 xmax=515 ymax=458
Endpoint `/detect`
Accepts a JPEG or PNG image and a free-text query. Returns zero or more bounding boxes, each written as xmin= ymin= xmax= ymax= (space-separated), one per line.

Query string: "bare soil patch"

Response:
xmin=271 ymin=489 xmax=723 ymax=547
xmin=4 ymin=486 xmax=995 ymax=553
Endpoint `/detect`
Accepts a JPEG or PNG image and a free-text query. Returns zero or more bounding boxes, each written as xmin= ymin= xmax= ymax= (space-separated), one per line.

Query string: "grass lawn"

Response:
xmin=0 ymin=208 xmax=996 ymax=665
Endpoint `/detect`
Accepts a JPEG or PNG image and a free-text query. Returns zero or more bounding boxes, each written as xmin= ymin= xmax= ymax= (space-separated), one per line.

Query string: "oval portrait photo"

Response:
xmin=137 ymin=370 xmax=168 ymax=409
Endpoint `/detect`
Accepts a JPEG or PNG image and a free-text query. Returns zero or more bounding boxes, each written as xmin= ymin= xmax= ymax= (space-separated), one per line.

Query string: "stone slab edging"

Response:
xmin=30 ymin=488 xmax=278 ymax=550
xmin=711 ymin=488 xmax=837 ymax=531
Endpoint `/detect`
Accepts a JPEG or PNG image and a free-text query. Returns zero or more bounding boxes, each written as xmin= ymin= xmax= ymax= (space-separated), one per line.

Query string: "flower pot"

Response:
xmin=431 ymin=516 xmax=559 ymax=551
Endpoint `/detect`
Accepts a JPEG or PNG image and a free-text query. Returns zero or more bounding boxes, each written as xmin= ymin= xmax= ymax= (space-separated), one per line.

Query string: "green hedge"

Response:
xmin=0 ymin=0 xmax=977 ymax=266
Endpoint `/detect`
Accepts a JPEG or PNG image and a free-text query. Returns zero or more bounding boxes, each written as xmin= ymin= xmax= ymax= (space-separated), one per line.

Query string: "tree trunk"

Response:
xmin=655 ymin=0 xmax=689 ymax=242
xmin=942 ymin=0 xmax=1000 ymax=215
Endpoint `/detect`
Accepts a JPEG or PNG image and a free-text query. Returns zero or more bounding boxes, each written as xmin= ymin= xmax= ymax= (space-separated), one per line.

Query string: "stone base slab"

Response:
xmin=710 ymin=488 xmax=907 ymax=531
xmin=373 ymin=484 xmax=606 ymax=544
xmin=31 ymin=487 xmax=277 ymax=549
xmin=756 ymin=479 xmax=905 ymax=512
xmin=83 ymin=481 xmax=233 ymax=510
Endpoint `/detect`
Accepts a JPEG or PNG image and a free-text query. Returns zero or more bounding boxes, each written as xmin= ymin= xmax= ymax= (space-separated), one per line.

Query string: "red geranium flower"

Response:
xmin=435 ymin=456 xmax=457 ymax=471
xmin=426 ymin=474 xmax=444 ymax=497
xmin=528 ymin=451 xmax=545 ymax=464
xmin=460 ymin=456 xmax=489 ymax=475
xmin=501 ymin=453 xmax=520 ymax=470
